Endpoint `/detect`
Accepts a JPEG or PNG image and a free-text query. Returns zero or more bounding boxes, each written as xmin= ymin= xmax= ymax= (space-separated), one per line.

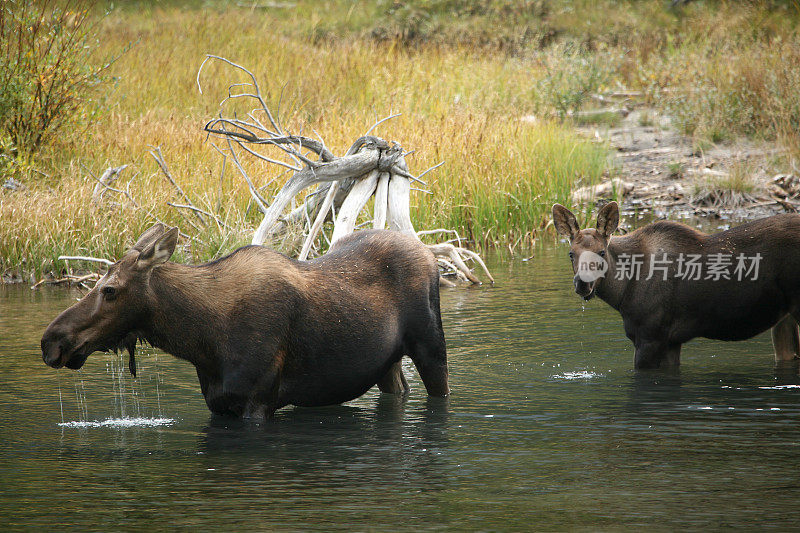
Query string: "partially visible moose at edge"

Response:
xmin=552 ymin=201 xmax=800 ymax=369
xmin=41 ymin=224 xmax=449 ymax=419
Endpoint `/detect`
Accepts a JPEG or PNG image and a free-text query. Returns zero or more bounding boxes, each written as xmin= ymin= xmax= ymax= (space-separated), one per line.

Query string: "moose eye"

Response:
xmin=102 ymin=286 xmax=117 ymax=300
xmin=568 ymin=251 xmax=575 ymax=260
xmin=598 ymin=250 xmax=606 ymax=258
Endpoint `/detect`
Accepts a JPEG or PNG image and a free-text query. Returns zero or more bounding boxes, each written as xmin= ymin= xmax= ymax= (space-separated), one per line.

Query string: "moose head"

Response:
xmin=552 ymin=202 xmax=619 ymax=300
xmin=40 ymin=224 xmax=179 ymax=376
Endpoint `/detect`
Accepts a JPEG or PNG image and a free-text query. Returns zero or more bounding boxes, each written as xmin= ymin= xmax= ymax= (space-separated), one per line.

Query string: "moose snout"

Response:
xmin=41 ymin=328 xmax=70 ymax=368
xmin=41 ymin=338 xmax=63 ymax=368
xmin=573 ymin=275 xmax=595 ymax=300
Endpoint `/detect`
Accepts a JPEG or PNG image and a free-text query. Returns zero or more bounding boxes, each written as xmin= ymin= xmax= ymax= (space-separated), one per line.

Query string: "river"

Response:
xmin=2 ymin=243 xmax=800 ymax=530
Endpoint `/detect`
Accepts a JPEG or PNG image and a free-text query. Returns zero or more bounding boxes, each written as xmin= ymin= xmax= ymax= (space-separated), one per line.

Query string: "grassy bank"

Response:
xmin=3 ymin=0 xmax=799 ymax=280
xmin=1 ymin=3 xmax=609 ymax=279
xmin=317 ymin=0 xmax=800 ymax=150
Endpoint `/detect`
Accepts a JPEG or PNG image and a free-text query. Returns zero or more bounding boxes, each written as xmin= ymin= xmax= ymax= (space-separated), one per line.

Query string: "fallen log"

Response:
xmin=198 ymin=55 xmax=492 ymax=284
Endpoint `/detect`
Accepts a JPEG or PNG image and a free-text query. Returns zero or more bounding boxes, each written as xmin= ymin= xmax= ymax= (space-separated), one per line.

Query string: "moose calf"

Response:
xmin=553 ymin=202 xmax=800 ymax=369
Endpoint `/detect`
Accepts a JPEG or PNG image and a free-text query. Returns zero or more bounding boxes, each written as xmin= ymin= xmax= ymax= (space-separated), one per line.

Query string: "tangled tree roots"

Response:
xmin=198 ymin=55 xmax=492 ymax=284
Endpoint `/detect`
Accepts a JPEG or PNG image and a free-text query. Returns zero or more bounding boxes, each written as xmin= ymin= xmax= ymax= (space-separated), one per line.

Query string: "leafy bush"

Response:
xmin=533 ymin=43 xmax=617 ymax=119
xmin=0 ymin=0 xmax=117 ymax=161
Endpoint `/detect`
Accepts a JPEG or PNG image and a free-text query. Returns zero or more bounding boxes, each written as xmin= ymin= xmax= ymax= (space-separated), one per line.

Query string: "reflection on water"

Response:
xmin=2 ymin=243 xmax=800 ymax=529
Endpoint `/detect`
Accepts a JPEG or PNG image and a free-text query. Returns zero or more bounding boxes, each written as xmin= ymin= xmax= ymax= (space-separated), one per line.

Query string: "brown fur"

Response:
xmin=553 ymin=202 xmax=800 ymax=369
xmin=41 ymin=226 xmax=449 ymax=418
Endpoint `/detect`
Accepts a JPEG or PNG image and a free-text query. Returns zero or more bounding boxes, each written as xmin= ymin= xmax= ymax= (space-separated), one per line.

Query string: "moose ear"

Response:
xmin=132 ymin=223 xmax=166 ymax=252
xmin=552 ymin=204 xmax=580 ymax=240
xmin=137 ymin=227 xmax=178 ymax=269
xmin=596 ymin=201 xmax=619 ymax=238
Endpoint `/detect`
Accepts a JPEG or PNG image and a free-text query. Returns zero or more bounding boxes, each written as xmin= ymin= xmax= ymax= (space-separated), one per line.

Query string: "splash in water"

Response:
xmin=552 ymin=371 xmax=602 ymax=380
xmin=58 ymin=417 xmax=175 ymax=429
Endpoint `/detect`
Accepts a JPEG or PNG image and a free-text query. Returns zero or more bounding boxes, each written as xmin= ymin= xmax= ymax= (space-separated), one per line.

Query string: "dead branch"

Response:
xmin=32 ymin=273 xmax=101 ymax=290
xmin=149 ymin=146 xmax=207 ymax=226
xmin=252 ymin=148 xmax=381 ymax=244
xmin=298 ymin=181 xmax=339 ymax=261
xmin=365 ymin=113 xmax=401 ymax=136
xmin=167 ymin=202 xmax=233 ymax=230
xmin=225 ymin=138 xmax=269 ymax=213
xmin=58 ymin=255 xmax=114 ymax=266
xmin=91 ymin=165 xmax=128 ymax=202
xmin=440 ymin=263 xmax=468 ymax=283
xmin=428 ymin=243 xmax=481 ymax=284
xmin=198 ymin=55 xmax=284 ymax=135
xmin=373 ymin=172 xmax=390 ymax=229
xmin=85 ymin=167 xmax=196 ymax=243
xmin=330 ymin=170 xmax=380 ymax=245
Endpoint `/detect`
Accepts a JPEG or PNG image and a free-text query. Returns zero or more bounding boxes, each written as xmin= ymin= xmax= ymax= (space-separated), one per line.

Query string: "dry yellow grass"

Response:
xmin=8 ymin=1 xmax=798 ymax=279
xmin=1 ymin=5 xmax=609 ymax=278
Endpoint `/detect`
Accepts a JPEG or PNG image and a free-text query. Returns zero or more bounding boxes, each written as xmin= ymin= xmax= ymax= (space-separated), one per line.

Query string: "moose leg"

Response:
xmin=771 ymin=314 xmax=800 ymax=363
xmin=408 ymin=330 xmax=450 ymax=397
xmin=634 ymin=339 xmax=675 ymax=369
xmin=222 ymin=359 xmax=281 ymax=420
xmin=663 ymin=344 xmax=682 ymax=368
xmin=243 ymin=374 xmax=281 ymax=420
xmin=377 ymin=360 xmax=410 ymax=394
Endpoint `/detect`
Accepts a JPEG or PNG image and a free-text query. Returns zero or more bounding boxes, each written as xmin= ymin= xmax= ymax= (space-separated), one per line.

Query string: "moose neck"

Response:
xmin=141 ymin=262 xmax=225 ymax=374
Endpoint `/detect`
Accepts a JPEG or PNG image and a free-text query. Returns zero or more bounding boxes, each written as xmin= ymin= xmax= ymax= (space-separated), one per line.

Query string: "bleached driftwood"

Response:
xmin=91 ymin=165 xmax=128 ymax=202
xmin=298 ymin=181 xmax=339 ymax=261
xmin=198 ymin=55 xmax=491 ymax=284
xmin=57 ymin=255 xmax=114 ymax=266
xmin=31 ymin=273 xmax=101 ymax=290
xmin=373 ymin=172 xmax=390 ymax=229
xmin=330 ymin=170 xmax=380 ymax=245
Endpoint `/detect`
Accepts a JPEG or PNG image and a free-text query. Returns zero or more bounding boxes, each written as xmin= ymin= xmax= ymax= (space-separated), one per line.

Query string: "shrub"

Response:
xmin=0 ymin=0 xmax=118 ymax=162
xmin=533 ymin=43 xmax=617 ymax=119
xmin=368 ymin=0 xmax=549 ymax=52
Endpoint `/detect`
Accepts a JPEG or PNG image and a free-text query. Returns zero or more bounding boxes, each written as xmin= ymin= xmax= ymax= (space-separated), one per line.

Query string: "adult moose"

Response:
xmin=41 ymin=224 xmax=449 ymax=419
xmin=552 ymin=201 xmax=800 ymax=369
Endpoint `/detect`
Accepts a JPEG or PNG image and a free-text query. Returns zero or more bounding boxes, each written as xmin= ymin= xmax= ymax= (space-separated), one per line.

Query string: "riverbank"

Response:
xmin=1 ymin=3 xmax=609 ymax=281
xmin=2 ymin=1 xmax=798 ymax=281
xmin=573 ymin=106 xmax=797 ymax=222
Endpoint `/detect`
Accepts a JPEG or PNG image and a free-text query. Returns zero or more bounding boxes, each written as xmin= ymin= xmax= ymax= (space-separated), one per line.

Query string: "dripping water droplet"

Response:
xmin=57 ymin=373 xmax=64 ymax=425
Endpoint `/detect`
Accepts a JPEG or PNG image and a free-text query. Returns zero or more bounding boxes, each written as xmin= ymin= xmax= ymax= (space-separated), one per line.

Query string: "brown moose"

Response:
xmin=41 ymin=224 xmax=449 ymax=419
xmin=553 ymin=201 xmax=800 ymax=369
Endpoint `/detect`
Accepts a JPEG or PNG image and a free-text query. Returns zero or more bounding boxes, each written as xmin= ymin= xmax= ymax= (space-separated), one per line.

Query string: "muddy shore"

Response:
xmin=575 ymin=107 xmax=797 ymax=225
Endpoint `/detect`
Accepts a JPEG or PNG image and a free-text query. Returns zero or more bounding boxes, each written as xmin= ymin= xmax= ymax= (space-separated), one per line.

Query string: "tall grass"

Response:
xmin=11 ymin=0 xmax=796 ymax=279
xmin=309 ymin=0 xmax=800 ymax=149
xmin=0 ymin=5 xmax=608 ymax=278
xmin=667 ymin=39 xmax=800 ymax=147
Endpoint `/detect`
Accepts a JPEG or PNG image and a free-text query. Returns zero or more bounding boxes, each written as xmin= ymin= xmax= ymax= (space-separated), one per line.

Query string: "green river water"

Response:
xmin=2 ymin=243 xmax=800 ymax=530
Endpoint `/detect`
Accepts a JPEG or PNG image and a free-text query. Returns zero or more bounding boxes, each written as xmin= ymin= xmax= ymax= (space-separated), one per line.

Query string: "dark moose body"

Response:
xmin=553 ymin=202 xmax=800 ymax=369
xmin=41 ymin=225 xmax=449 ymax=419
